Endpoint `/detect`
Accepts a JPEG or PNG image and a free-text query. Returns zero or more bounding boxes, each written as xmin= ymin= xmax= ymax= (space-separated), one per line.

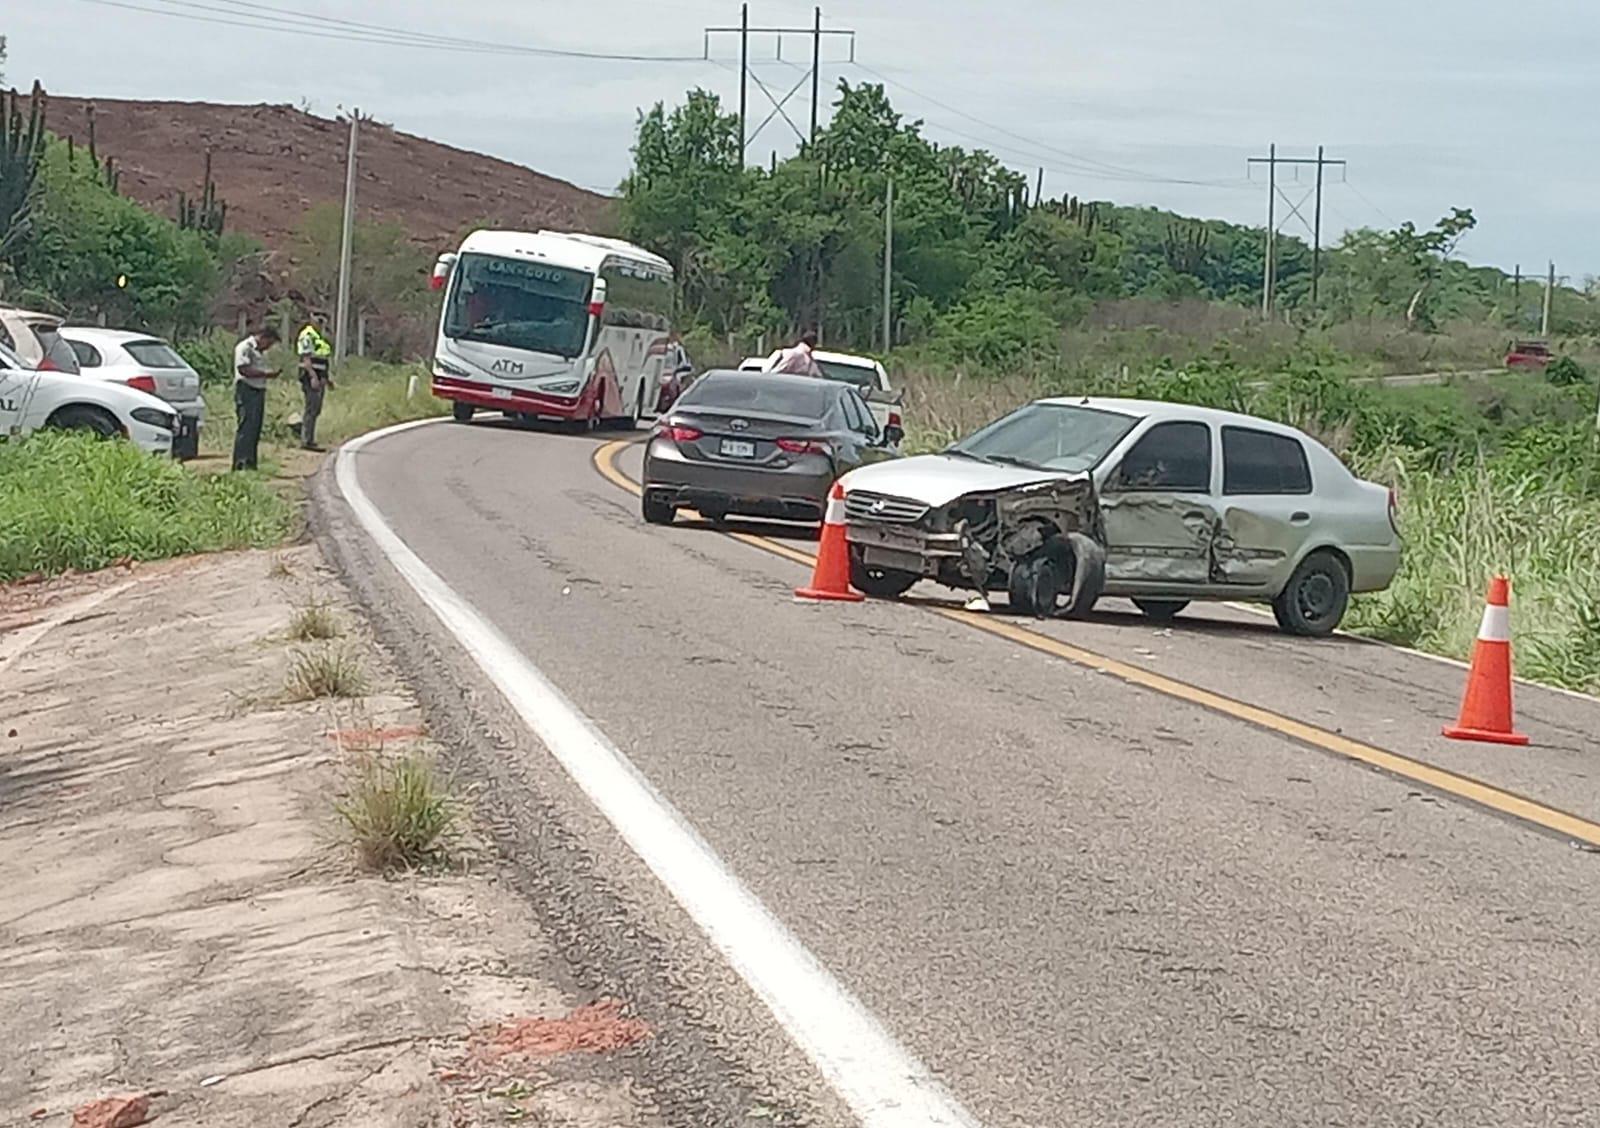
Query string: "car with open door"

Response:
xmin=642 ymin=369 xmax=902 ymax=526
xmin=838 ymin=397 xmax=1401 ymax=636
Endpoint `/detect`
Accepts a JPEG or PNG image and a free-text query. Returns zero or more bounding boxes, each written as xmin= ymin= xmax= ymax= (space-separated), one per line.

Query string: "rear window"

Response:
xmin=1222 ymin=426 xmax=1312 ymax=495
xmin=816 ymin=359 xmax=878 ymax=391
xmin=680 ymin=375 xmax=830 ymax=418
xmin=124 ymin=340 xmax=188 ymax=369
xmin=69 ymin=340 xmax=103 ymax=367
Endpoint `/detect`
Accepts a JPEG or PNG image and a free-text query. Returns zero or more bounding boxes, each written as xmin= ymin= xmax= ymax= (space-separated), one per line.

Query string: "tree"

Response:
xmin=291 ymin=202 xmax=421 ymax=319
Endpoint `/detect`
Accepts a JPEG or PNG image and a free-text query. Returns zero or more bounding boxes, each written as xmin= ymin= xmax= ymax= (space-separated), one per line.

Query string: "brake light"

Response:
xmin=661 ymin=424 xmax=702 ymax=443
xmin=38 ymin=355 xmax=61 ymax=372
xmin=887 ymin=410 xmax=903 ymax=428
xmin=587 ymin=300 xmax=606 ymax=319
xmin=1387 ymin=487 xmax=1400 ymax=535
xmin=127 ymin=374 xmax=158 ymax=394
xmin=776 ymin=437 xmax=830 ymax=455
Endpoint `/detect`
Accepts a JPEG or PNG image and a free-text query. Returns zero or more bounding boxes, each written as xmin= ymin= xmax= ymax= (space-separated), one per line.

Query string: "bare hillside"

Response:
xmin=45 ymin=95 xmax=615 ymax=259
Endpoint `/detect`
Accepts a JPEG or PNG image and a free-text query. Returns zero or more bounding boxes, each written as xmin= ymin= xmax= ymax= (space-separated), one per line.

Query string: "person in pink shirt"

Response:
xmin=766 ymin=330 xmax=823 ymax=377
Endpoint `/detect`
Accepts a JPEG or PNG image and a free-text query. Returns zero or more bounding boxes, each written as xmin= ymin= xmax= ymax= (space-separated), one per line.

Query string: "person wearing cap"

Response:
xmin=296 ymin=313 xmax=334 ymax=452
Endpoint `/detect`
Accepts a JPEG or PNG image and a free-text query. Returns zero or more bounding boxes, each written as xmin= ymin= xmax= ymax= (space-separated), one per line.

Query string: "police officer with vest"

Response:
xmin=296 ymin=313 xmax=334 ymax=452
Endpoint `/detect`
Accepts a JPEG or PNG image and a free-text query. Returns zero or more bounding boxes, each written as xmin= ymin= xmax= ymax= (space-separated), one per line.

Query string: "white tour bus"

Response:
xmin=430 ymin=230 xmax=675 ymax=428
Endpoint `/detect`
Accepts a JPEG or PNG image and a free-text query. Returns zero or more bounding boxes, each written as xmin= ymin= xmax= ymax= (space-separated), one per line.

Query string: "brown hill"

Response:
xmin=45 ymin=95 xmax=615 ymax=260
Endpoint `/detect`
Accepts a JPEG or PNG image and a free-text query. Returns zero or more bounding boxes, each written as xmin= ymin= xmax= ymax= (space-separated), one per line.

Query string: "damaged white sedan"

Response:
xmin=840 ymin=397 xmax=1401 ymax=636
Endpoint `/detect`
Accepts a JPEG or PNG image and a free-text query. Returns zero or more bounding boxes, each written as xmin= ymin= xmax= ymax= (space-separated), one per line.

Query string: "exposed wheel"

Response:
xmin=1009 ymin=550 xmax=1065 ymax=618
xmin=1272 ymin=551 xmax=1350 ymax=637
xmin=1133 ymin=598 xmax=1190 ymax=622
xmin=849 ymin=546 xmax=918 ymax=600
xmin=451 ymin=402 xmax=475 ymax=423
xmin=49 ymin=405 xmax=120 ymax=439
xmin=642 ymin=491 xmax=677 ymax=526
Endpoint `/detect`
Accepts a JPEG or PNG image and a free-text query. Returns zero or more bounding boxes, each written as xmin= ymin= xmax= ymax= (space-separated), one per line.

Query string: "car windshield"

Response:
xmin=444 ymin=253 xmax=593 ymax=359
xmin=124 ymin=340 xmax=188 ymax=368
xmin=815 ymin=359 xmax=878 ymax=391
xmin=951 ymin=403 xmax=1138 ymax=472
xmin=679 ymin=375 xmax=830 ymax=419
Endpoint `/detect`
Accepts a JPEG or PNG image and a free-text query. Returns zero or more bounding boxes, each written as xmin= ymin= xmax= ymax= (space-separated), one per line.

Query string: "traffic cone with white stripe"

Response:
xmin=795 ymin=481 xmax=864 ymax=603
xmin=1443 ymin=575 xmax=1529 ymax=746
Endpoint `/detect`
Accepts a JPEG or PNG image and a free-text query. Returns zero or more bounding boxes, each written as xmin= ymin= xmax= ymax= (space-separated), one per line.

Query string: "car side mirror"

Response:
xmin=882 ymin=423 xmax=904 ymax=447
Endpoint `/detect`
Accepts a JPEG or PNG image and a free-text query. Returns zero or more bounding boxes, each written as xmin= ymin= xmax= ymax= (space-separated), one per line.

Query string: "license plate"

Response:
xmin=491 ymin=386 xmax=513 ymax=400
xmin=719 ymin=439 xmax=756 ymax=458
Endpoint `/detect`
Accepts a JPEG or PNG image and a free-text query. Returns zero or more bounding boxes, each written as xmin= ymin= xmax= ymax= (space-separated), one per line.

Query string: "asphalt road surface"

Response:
xmin=320 ymin=417 xmax=1600 ymax=1128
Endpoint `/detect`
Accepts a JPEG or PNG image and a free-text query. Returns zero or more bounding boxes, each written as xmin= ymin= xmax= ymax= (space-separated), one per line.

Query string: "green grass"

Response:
xmin=336 ymin=749 xmax=462 ymax=871
xmin=0 ymin=431 xmax=292 ymax=581
xmin=284 ymin=645 xmax=368 ymax=700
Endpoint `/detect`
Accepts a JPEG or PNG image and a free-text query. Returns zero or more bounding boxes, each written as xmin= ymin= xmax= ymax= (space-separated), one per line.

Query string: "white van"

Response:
xmin=430 ymin=230 xmax=675 ymax=430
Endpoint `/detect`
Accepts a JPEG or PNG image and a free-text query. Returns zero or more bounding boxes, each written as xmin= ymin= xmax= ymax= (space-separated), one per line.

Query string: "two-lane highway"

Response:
xmin=322 ymin=417 xmax=1600 ymax=1127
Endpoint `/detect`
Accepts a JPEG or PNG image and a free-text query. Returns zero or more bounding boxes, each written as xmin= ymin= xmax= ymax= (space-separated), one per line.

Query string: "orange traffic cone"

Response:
xmin=1443 ymin=575 xmax=1529 ymax=746
xmin=795 ymin=481 xmax=864 ymax=603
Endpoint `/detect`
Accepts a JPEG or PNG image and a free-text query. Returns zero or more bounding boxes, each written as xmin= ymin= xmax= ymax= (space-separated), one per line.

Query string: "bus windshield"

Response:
xmin=444 ymin=253 xmax=593 ymax=359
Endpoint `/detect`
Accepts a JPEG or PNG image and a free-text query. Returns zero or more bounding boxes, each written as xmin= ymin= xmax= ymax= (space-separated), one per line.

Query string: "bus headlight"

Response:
xmin=434 ymin=357 xmax=470 ymax=379
xmin=545 ymin=379 xmax=580 ymax=395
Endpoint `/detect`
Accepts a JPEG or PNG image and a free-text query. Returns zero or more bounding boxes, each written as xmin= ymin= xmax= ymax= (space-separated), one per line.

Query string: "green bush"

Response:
xmin=0 ymin=432 xmax=291 ymax=580
xmin=1545 ymin=355 xmax=1590 ymax=388
xmin=177 ymin=328 xmax=237 ymax=385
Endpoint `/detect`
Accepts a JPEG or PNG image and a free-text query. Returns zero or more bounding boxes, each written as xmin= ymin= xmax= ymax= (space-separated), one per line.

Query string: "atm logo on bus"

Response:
xmin=492 ymin=359 xmax=524 ymax=375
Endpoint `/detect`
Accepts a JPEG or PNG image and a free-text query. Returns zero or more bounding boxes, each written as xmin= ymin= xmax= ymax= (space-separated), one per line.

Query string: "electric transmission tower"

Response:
xmin=1248 ymin=144 xmax=1346 ymax=316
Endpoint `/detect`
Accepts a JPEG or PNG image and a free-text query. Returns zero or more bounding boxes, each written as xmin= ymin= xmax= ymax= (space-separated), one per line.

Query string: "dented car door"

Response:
xmin=1212 ymin=425 xmax=1317 ymax=590
xmin=1099 ymin=420 xmax=1219 ymax=586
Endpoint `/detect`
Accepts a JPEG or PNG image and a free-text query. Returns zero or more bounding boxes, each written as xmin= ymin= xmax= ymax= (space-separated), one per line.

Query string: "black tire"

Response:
xmin=49 ymin=404 xmax=120 ymax=439
xmin=451 ymin=402 xmax=475 ymax=423
xmin=1008 ymin=550 xmax=1065 ymax=618
xmin=642 ymin=491 xmax=677 ymax=526
xmin=849 ymin=546 xmax=918 ymax=600
xmin=1272 ymin=551 xmax=1350 ymax=637
xmin=1133 ymin=598 xmax=1190 ymax=622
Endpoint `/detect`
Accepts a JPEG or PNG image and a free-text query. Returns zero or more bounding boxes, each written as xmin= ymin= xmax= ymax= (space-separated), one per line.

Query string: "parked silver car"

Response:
xmin=840 ymin=397 xmax=1401 ymax=636
xmin=57 ymin=327 xmax=206 ymax=460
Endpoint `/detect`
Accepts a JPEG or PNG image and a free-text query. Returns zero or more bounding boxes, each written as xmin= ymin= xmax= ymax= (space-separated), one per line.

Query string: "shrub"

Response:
xmin=285 ymin=646 xmax=367 ymax=700
xmin=287 ymin=602 xmax=342 ymax=642
xmin=1545 ymin=355 xmax=1590 ymax=388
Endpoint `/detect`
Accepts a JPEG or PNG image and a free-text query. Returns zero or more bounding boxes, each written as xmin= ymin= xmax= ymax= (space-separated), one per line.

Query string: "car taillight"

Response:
xmin=127 ymin=374 xmax=158 ymax=394
xmin=1387 ymin=487 xmax=1400 ymax=535
xmin=776 ymin=438 xmax=830 ymax=455
xmin=38 ymin=355 xmax=61 ymax=372
xmin=661 ymin=424 xmax=702 ymax=443
xmin=887 ymin=410 xmax=903 ymax=428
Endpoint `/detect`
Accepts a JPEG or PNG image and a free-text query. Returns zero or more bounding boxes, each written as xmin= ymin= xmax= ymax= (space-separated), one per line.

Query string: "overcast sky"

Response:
xmin=11 ymin=1 xmax=1597 ymax=276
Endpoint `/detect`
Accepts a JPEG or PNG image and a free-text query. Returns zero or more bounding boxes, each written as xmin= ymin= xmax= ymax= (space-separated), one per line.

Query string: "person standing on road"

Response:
xmin=296 ymin=313 xmax=334 ymax=452
xmin=766 ymin=330 xmax=823 ymax=377
xmin=231 ymin=325 xmax=280 ymax=471
xmin=659 ymin=329 xmax=694 ymax=411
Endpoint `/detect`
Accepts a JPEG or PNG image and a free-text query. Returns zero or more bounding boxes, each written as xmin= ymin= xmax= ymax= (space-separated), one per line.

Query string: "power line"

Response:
xmin=849 ymin=61 xmax=1247 ymax=190
xmin=65 ymin=0 xmax=709 ymax=61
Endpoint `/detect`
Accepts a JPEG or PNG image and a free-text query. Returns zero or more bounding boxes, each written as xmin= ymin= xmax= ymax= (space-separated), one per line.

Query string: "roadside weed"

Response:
xmin=287 ymin=602 xmax=342 ymax=642
xmin=336 ymin=750 xmax=461 ymax=871
xmin=285 ymin=645 xmax=367 ymax=700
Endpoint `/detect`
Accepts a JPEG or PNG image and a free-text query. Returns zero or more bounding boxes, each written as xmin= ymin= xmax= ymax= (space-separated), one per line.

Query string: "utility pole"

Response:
xmin=810 ymin=7 xmax=821 ymax=147
xmin=1542 ymin=260 xmax=1555 ymax=336
xmin=1035 ymin=167 xmax=1044 ymax=207
xmin=705 ymin=11 xmax=855 ymax=160
xmin=334 ymin=109 xmax=359 ymax=366
xmin=1248 ymin=144 xmax=1346 ymax=316
xmin=882 ymin=175 xmax=894 ymax=352
xmin=1513 ymin=264 xmax=1521 ymax=327
xmin=738 ymin=3 xmax=748 ymax=158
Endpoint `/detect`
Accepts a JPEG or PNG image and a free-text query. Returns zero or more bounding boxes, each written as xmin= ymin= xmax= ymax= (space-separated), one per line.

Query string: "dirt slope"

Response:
xmin=45 ymin=95 xmax=615 ymax=258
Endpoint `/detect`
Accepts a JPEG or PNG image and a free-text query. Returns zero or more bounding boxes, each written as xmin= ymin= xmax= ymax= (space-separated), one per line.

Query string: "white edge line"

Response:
xmin=333 ymin=420 xmax=981 ymax=1128
xmin=1222 ymin=602 xmax=1600 ymax=706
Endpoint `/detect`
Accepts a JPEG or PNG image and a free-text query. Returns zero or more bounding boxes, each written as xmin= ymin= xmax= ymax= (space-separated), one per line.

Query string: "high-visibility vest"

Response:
xmin=297 ymin=324 xmax=333 ymax=358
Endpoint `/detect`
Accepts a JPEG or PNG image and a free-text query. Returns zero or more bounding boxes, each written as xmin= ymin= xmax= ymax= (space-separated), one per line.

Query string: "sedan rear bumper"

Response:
xmin=1346 ymin=544 xmax=1402 ymax=593
xmin=644 ymin=439 xmax=834 ymax=521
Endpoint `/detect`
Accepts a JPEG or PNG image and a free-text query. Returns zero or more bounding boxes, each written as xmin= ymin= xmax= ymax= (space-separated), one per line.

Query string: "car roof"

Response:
xmin=1036 ymin=395 xmax=1315 ymax=439
xmin=59 ymin=327 xmax=168 ymax=345
xmin=695 ymin=368 xmax=843 ymax=392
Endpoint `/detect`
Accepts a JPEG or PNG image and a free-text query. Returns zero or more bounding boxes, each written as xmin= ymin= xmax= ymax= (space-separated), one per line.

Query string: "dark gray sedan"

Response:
xmin=642 ymin=369 xmax=902 ymax=526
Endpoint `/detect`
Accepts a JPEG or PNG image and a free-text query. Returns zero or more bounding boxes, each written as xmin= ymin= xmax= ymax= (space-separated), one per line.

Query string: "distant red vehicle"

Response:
xmin=1505 ymin=340 xmax=1553 ymax=370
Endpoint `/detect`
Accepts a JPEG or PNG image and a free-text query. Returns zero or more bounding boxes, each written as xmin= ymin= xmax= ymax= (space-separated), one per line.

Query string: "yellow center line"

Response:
xmin=594 ymin=439 xmax=1600 ymax=849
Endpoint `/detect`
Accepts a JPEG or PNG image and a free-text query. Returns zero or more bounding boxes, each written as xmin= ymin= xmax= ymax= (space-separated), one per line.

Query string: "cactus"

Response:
xmin=176 ymin=149 xmax=227 ymax=238
xmin=0 ymin=81 xmax=47 ymax=260
xmin=1162 ymin=219 xmax=1209 ymax=274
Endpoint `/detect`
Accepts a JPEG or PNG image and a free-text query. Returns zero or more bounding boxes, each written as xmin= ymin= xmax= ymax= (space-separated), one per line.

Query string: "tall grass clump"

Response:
xmin=0 ymin=431 xmax=291 ymax=581
xmin=336 ymin=750 xmax=461 ymax=871
xmin=285 ymin=645 xmax=368 ymax=700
